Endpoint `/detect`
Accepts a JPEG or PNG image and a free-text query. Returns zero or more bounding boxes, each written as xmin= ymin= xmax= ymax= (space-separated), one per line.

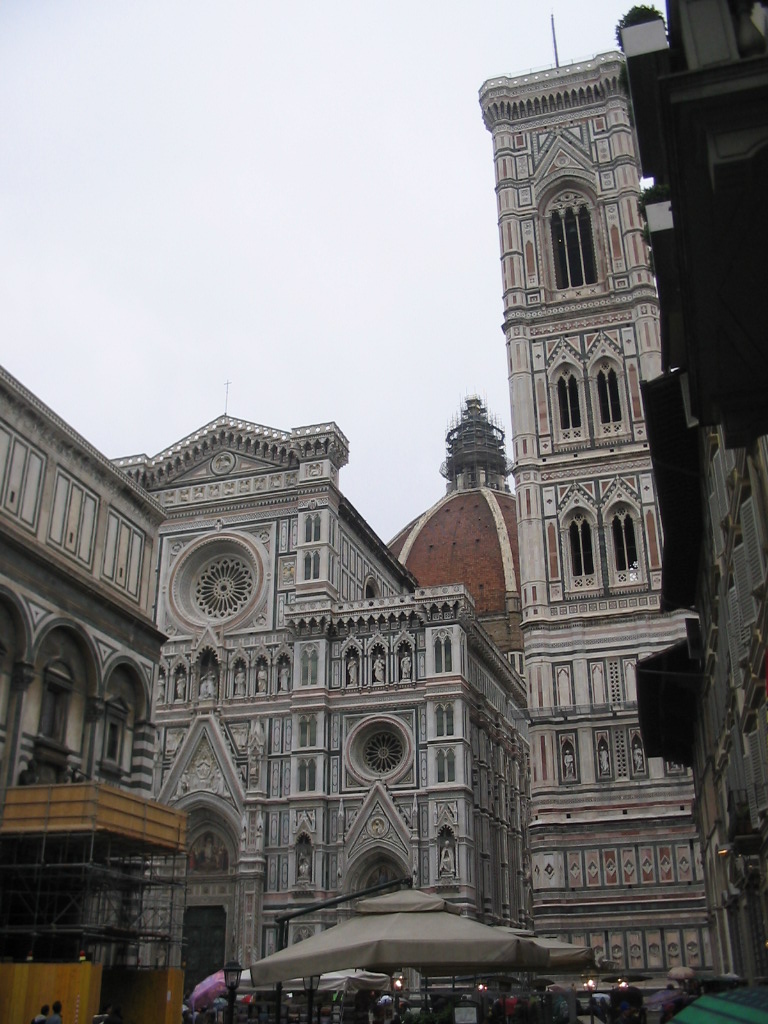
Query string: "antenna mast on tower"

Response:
xmin=551 ymin=12 xmax=560 ymax=68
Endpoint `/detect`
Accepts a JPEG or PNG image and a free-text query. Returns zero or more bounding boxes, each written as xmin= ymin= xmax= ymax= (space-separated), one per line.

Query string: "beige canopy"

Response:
xmin=496 ymin=928 xmax=595 ymax=970
xmin=249 ymin=889 xmax=550 ymax=987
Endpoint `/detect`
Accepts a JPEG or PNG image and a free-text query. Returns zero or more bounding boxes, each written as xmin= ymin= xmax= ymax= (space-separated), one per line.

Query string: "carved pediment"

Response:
xmin=160 ymin=719 xmax=243 ymax=809
xmin=535 ymin=133 xmax=597 ymax=190
xmin=344 ymin=782 xmax=411 ymax=864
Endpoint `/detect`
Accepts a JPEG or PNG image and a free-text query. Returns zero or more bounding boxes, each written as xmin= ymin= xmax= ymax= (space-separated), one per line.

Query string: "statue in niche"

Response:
xmin=174 ymin=671 xmax=186 ymax=701
xmin=256 ymin=662 xmax=268 ymax=691
xmin=278 ymin=663 xmax=290 ymax=691
xmin=347 ymin=656 xmax=358 ymax=686
xmin=632 ymin=736 xmax=645 ymax=773
xmin=373 ymin=652 xmax=385 ymax=683
xmin=597 ymin=738 xmax=610 ymax=777
xmin=297 ymin=847 xmax=311 ymax=883
xmin=249 ymin=719 xmax=267 ymax=759
xmin=439 ymin=836 xmax=456 ymax=877
xmin=562 ymin=741 xmax=576 ymax=779
xmin=157 ymin=673 xmax=166 ymax=704
xmin=234 ymin=665 xmax=247 ymax=696
xmin=200 ymin=666 xmax=217 ymax=699
xmin=399 ymin=650 xmax=412 ymax=681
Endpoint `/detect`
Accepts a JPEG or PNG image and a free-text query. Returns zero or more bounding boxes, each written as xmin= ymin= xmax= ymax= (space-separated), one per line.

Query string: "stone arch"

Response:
xmin=28 ymin=622 xmax=99 ymax=782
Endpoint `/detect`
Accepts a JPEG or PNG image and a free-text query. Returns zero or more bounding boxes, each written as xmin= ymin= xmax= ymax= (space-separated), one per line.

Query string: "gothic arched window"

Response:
xmin=434 ymin=636 xmax=453 ymax=674
xmin=597 ymin=366 xmax=622 ymax=424
xmin=305 ymin=514 xmax=321 ymax=543
xmin=569 ymin=516 xmax=595 ymax=577
xmin=300 ymin=648 xmax=318 ymax=687
xmin=612 ymin=509 xmax=639 ymax=580
xmin=436 ymin=703 xmax=455 ymax=736
xmin=298 ymin=758 xmax=316 ymax=792
xmin=437 ymin=749 xmax=456 ymax=783
xmin=557 ymin=370 xmax=582 ymax=430
xmin=304 ymin=551 xmax=321 ymax=580
xmin=551 ymin=201 xmax=597 ymax=288
xmin=299 ymin=715 xmax=317 ymax=747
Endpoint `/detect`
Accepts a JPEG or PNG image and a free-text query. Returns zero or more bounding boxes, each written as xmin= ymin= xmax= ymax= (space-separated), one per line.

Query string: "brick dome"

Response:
xmin=389 ymin=398 xmax=522 ymax=656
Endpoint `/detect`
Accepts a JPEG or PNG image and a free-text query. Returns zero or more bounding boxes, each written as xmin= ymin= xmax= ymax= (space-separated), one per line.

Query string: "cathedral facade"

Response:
xmin=479 ymin=54 xmax=710 ymax=973
xmin=119 ymin=416 xmax=530 ymax=985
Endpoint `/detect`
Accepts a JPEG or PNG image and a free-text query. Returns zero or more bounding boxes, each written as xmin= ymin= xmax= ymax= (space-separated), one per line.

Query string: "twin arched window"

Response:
xmin=436 ymin=703 xmax=454 ymax=737
xmin=565 ymin=507 xmax=641 ymax=591
xmin=304 ymin=551 xmax=320 ymax=580
xmin=553 ymin=361 xmax=624 ymax=442
xmin=304 ymin=514 xmax=321 ymax=543
xmin=300 ymin=648 xmax=318 ymax=686
xmin=299 ymin=714 xmax=317 ymax=747
xmin=437 ymin=749 xmax=456 ymax=783
xmin=434 ymin=636 xmax=453 ymax=673
xmin=298 ymin=758 xmax=316 ymax=792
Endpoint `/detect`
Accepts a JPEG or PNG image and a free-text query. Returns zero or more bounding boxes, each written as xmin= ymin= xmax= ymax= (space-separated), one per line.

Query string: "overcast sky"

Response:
xmin=1 ymin=1 xmax=635 ymax=543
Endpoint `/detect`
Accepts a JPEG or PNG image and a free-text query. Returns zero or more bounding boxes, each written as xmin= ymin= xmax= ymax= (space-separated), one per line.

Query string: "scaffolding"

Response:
xmin=0 ymin=783 xmax=187 ymax=967
xmin=440 ymin=396 xmax=512 ymax=492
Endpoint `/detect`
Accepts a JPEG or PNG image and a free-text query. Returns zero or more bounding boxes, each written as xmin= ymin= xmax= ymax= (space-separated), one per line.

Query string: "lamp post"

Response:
xmin=583 ymin=978 xmax=596 ymax=1024
xmin=224 ymin=960 xmax=243 ymax=1024
xmin=303 ymin=974 xmax=320 ymax=1024
xmin=393 ymin=975 xmax=404 ymax=1019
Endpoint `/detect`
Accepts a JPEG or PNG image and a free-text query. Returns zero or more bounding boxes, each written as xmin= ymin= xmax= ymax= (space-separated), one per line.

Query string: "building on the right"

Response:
xmin=621 ymin=2 xmax=768 ymax=981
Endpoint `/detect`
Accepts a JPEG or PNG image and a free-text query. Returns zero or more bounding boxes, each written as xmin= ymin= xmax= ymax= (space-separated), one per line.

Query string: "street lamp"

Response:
xmin=393 ymin=975 xmax=404 ymax=1018
xmin=224 ymin=960 xmax=243 ymax=1024
xmin=303 ymin=974 xmax=321 ymax=1024
xmin=584 ymin=978 xmax=596 ymax=1024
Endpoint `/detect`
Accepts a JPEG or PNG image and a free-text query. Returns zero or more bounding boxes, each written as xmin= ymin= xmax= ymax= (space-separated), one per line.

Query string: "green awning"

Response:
xmin=675 ymin=989 xmax=768 ymax=1023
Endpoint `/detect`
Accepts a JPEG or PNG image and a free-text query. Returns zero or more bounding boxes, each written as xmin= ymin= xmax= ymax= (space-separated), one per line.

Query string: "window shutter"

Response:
xmin=732 ymin=542 xmax=756 ymax=629
xmin=741 ymin=496 xmax=766 ymax=591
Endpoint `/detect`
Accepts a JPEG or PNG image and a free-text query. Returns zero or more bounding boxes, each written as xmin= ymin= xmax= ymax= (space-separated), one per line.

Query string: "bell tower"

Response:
xmin=480 ymin=54 xmax=709 ymax=973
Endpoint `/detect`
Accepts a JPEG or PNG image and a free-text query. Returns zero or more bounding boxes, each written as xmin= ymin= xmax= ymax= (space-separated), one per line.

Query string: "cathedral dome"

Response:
xmin=389 ymin=398 xmax=522 ymax=657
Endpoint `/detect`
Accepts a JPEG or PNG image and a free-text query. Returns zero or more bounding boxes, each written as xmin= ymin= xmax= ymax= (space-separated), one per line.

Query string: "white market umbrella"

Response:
xmin=282 ymin=970 xmax=392 ymax=993
xmin=249 ymin=889 xmax=550 ymax=987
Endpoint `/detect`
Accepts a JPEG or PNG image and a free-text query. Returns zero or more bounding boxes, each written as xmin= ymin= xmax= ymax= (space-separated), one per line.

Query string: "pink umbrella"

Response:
xmin=190 ymin=969 xmax=228 ymax=1009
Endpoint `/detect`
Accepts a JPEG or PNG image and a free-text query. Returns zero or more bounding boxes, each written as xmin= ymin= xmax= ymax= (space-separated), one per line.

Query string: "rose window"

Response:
xmin=195 ymin=557 xmax=255 ymax=619
xmin=363 ymin=731 xmax=404 ymax=774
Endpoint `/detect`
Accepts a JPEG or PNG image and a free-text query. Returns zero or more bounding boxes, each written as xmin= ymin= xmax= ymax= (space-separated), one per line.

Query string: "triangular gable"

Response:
xmin=344 ymin=782 xmax=411 ymax=865
xmin=600 ymin=476 xmax=640 ymax=510
xmin=535 ymin=132 xmax=596 ymax=189
xmin=165 ymin=452 xmax=279 ymax=487
xmin=557 ymin=481 xmax=598 ymax=516
xmin=160 ymin=718 xmax=244 ymax=808
xmin=120 ymin=416 xmax=295 ymax=488
xmin=545 ymin=335 xmax=582 ymax=370
xmin=584 ymin=329 xmax=623 ymax=361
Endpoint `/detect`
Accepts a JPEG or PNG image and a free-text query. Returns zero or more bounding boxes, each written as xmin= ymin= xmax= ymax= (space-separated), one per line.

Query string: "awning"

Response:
xmin=637 ymin=641 xmax=701 ymax=765
xmin=674 ymin=988 xmax=768 ymax=1023
xmin=641 ymin=372 xmax=701 ymax=612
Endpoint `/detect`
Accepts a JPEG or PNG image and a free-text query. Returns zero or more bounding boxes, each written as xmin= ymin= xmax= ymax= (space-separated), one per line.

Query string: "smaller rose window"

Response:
xmin=363 ymin=731 xmax=404 ymax=774
xmin=195 ymin=557 xmax=255 ymax=619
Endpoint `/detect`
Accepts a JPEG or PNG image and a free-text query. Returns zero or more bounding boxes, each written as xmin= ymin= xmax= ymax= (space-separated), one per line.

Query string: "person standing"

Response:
xmin=47 ymin=1001 xmax=63 ymax=1023
xmin=32 ymin=1005 xmax=49 ymax=1024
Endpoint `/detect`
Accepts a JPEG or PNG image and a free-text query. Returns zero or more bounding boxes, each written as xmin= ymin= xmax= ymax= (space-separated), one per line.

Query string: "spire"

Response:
xmin=440 ymin=396 xmax=511 ymax=493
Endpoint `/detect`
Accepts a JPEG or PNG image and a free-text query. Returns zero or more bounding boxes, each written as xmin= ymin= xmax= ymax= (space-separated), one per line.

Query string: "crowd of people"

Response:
xmin=30 ymin=1001 xmax=63 ymax=1024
